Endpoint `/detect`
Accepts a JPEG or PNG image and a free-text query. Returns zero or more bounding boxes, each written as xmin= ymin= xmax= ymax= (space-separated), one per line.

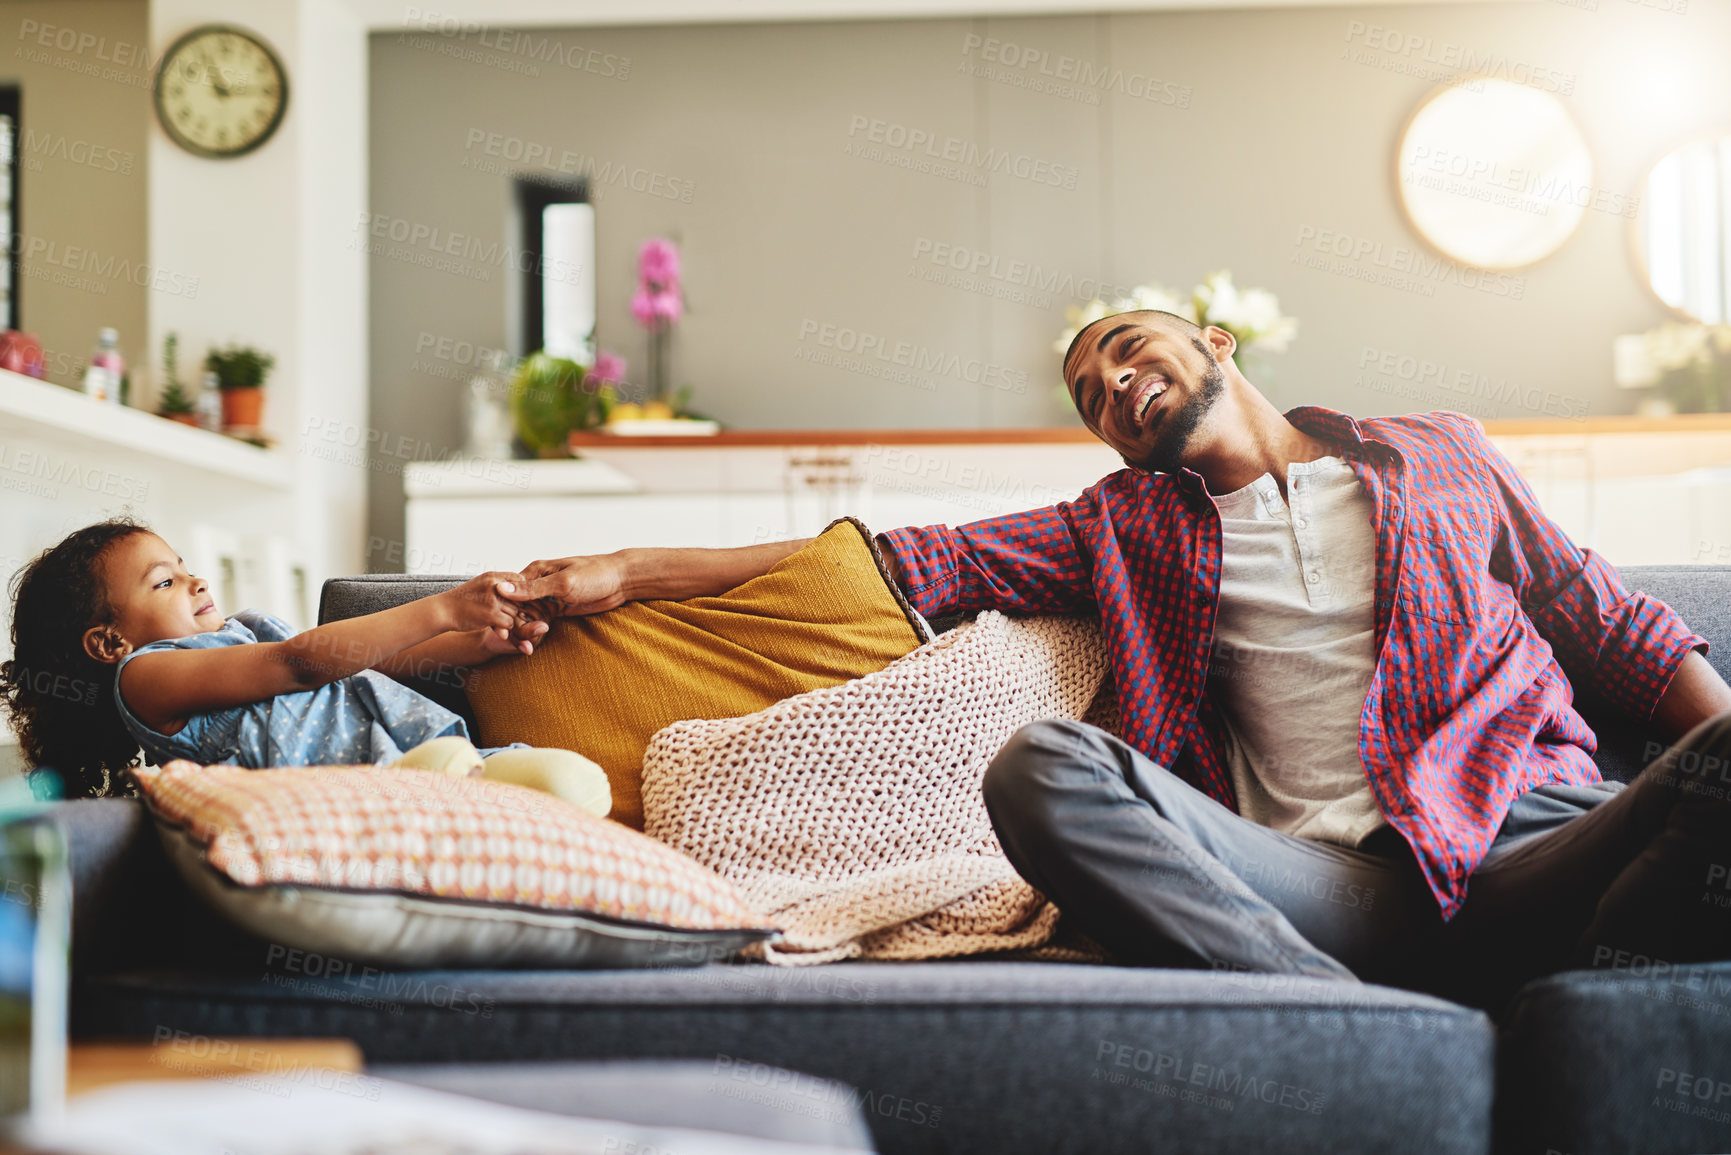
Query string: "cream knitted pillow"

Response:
xmin=641 ymin=611 xmax=1110 ymax=964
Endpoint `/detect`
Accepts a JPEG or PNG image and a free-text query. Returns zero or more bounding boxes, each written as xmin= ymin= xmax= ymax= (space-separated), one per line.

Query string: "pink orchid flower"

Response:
xmin=638 ymin=238 xmax=681 ymax=285
xmin=592 ymin=351 xmax=626 ymax=383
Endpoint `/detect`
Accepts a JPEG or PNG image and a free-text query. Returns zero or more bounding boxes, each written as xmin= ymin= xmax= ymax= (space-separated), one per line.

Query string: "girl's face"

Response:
xmin=83 ymin=532 xmax=224 ymax=663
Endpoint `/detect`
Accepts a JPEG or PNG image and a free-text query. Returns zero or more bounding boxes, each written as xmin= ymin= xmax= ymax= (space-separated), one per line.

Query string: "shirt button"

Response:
xmin=1307 ymin=571 xmax=1321 ymax=584
xmin=1295 ymin=518 xmax=1308 ymax=528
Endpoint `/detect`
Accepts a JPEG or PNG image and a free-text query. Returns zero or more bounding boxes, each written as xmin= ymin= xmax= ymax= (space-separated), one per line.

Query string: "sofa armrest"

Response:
xmin=55 ymin=798 xmax=262 ymax=979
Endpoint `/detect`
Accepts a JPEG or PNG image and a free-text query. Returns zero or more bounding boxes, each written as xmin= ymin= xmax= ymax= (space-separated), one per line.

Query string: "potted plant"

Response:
xmin=156 ymin=333 xmax=199 ymax=427
xmin=204 ymin=344 xmax=275 ymax=430
xmin=508 ymin=351 xmax=614 ymax=457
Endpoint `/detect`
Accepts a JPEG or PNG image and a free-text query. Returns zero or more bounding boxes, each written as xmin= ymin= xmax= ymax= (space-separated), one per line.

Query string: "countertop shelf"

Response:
xmin=0 ymin=370 xmax=293 ymax=489
xmin=403 ymin=456 xmax=639 ymax=498
xmin=566 ymin=414 xmax=1731 ymax=449
xmin=566 ymin=427 xmax=1106 ymax=449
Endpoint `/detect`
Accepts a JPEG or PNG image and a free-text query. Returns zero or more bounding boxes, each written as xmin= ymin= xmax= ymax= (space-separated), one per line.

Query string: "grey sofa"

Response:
xmin=61 ymin=568 xmax=1731 ymax=1155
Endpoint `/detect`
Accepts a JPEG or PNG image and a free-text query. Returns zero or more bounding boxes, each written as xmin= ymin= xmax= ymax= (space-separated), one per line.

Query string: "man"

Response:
xmin=513 ymin=311 xmax=1731 ymax=1005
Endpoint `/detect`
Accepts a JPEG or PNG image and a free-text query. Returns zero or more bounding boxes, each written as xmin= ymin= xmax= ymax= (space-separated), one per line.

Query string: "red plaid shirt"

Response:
xmin=878 ymin=407 xmax=1707 ymax=918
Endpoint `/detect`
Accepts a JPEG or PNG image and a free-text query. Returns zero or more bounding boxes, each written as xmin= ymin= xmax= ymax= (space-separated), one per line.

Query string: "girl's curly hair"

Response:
xmin=1 ymin=519 xmax=151 ymax=798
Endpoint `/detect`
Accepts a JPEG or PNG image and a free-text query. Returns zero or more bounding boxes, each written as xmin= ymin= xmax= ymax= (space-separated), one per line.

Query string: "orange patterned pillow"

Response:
xmin=135 ymin=761 xmax=777 ymax=968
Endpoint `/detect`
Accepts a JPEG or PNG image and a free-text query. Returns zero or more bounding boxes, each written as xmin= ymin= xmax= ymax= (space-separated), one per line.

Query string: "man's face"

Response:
xmin=1064 ymin=314 xmax=1227 ymax=473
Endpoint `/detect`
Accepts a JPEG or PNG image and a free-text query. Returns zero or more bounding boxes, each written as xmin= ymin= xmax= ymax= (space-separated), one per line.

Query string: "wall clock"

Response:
xmin=154 ymin=25 xmax=289 ymax=159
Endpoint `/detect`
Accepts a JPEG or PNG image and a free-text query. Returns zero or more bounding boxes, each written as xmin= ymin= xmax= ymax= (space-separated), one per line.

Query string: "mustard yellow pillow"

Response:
xmin=467 ymin=518 xmax=928 ymax=829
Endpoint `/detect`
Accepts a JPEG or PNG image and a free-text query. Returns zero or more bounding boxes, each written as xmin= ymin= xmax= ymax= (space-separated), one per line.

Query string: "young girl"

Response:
xmin=0 ymin=519 xmax=608 ymax=813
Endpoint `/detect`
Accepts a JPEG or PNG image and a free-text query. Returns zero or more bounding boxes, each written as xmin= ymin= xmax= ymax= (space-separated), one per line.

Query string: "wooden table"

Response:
xmin=66 ymin=1038 xmax=363 ymax=1097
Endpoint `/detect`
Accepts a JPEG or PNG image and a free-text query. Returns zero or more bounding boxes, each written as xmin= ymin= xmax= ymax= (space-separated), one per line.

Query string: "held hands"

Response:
xmin=442 ymin=572 xmax=551 ymax=657
xmin=476 ymin=612 xmax=548 ymax=657
xmin=513 ymin=555 xmax=629 ymax=619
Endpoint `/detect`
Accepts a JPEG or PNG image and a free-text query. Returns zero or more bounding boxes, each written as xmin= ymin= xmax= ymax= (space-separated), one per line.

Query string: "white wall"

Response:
xmin=147 ymin=0 xmax=369 ymax=585
xmin=0 ymin=0 xmax=370 ymax=771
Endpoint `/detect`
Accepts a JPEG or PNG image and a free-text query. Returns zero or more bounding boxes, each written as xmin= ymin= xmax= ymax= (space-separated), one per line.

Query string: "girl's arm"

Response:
xmin=119 ymin=573 xmax=525 ymax=732
xmin=374 ymin=614 xmax=550 ymax=683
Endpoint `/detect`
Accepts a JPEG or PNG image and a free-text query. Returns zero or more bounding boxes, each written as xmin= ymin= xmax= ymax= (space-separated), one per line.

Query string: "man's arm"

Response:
xmin=513 ymin=539 xmax=815 ymax=617
xmin=512 ymin=498 xmax=1096 ymax=623
xmin=1652 ymin=650 xmax=1731 ymax=741
xmin=1468 ymin=415 xmax=1710 ymax=726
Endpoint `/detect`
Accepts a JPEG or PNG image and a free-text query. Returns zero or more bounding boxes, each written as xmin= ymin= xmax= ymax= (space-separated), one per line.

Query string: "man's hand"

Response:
xmin=510 ymin=540 xmax=814 ymax=618
xmin=511 ymin=555 xmax=629 ymax=618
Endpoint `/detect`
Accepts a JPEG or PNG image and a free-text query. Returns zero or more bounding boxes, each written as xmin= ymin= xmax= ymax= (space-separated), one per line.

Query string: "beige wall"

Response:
xmin=366 ymin=3 xmax=1730 ymax=561
xmin=0 ymin=0 xmax=150 ymax=392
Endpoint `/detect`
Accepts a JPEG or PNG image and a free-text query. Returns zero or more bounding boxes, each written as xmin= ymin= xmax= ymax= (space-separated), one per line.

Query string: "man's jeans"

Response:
xmin=983 ymin=711 xmax=1731 ymax=1007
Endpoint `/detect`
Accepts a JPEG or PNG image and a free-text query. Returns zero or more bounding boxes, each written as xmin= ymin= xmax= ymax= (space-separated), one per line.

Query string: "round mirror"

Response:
xmin=1396 ymin=79 xmax=1593 ymax=269
xmin=1632 ymin=134 xmax=1731 ymax=324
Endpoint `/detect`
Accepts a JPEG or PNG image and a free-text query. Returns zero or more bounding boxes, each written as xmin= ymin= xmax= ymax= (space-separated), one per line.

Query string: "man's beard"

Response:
xmin=1125 ymin=340 xmax=1226 ymax=474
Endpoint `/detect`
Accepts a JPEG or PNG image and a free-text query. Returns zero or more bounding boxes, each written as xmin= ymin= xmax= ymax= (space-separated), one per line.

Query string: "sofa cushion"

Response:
xmin=465 ymin=517 xmax=927 ymax=829
xmin=135 ymin=762 xmax=776 ymax=969
xmin=74 ymin=961 xmax=1493 ymax=1155
xmin=1497 ymin=962 xmax=1731 ymax=1155
xmin=643 ymin=610 xmax=1109 ymax=964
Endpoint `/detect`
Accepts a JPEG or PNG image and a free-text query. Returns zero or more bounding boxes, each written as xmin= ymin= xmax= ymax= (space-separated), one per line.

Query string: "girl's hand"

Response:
xmin=476 ymin=619 xmax=545 ymax=657
xmin=440 ymin=572 xmax=527 ymax=635
xmin=494 ymin=604 xmax=550 ymax=655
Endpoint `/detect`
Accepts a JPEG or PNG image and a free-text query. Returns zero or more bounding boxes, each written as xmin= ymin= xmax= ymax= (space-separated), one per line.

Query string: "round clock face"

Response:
xmin=154 ymin=25 xmax=288 ymax=158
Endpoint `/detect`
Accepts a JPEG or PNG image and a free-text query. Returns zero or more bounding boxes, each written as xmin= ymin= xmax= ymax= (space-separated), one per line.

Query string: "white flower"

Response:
xmin=1646 ymin=322 xmax=1711 ymax=373
xmin=1124 ymin=284 xmax=1194 ymax=319
xmin=1053 ymin=297 xmax=1114 ymax=354
xmin=1053 ymin=272 xmax=1297 ymax=362
xmin=1194 ymin=270 xmax=1239 ymax=324
xmin=1052 ymin=286 xmax=1197 ymax=353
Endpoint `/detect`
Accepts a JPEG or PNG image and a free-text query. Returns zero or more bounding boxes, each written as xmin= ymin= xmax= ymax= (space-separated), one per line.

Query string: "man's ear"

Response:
xmin=1202 ymin=324 xmax=1237 ymax=364
xmin=82 ymin=626 xmax=131 ymax=665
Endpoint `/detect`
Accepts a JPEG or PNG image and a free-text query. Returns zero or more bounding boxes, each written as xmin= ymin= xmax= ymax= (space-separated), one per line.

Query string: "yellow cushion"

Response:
xmin=466 ymin=518 xmax=927 ymax=829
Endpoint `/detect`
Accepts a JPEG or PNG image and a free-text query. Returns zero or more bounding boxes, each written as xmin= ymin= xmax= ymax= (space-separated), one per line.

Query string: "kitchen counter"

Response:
xmin=404 ymin=417 xmax=1731 ymax=572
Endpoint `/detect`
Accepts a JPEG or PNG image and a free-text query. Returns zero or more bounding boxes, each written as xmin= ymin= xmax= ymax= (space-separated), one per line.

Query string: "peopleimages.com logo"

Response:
xmin=846 ymin=115 xmax=1079 ymax=189
xmin=959 ymin=33 xmax=1192 ymax=108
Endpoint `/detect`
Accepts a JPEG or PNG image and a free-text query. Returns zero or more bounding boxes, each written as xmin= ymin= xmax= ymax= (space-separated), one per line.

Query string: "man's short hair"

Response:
xmin=1063 ymin=310 xmax=1203 ymax=388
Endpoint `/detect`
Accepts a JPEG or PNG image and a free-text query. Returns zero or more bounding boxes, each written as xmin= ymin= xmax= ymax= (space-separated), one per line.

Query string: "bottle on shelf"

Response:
xmin=464 ymin=350 xmax=515 ymax=460
xmin=196 ymin=371 xmax=223 ymax=432
xmin=82 ymin=328 xmax=124 ymax=404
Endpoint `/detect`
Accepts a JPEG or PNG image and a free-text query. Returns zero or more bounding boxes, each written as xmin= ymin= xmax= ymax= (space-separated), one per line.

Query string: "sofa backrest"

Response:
xmin=318 ymin=565 xmax=1731 ymax=783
